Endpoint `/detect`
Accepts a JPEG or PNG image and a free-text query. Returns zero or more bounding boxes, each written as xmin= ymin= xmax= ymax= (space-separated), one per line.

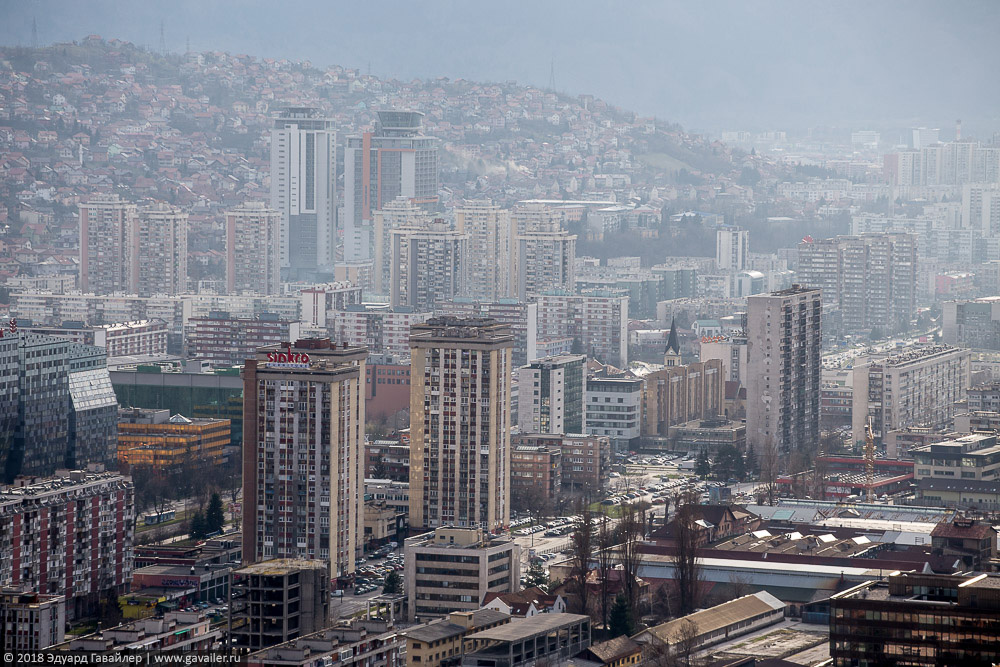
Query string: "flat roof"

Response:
xmin=235 ymin=559 xmax=326 ymax=575
xmin=402 ymin=621 xmax=466 ymax=643
xmin=466 ymin=613 xmax=589 ymax=642
xmin=643 ymin=592 xmax=784 ymax=645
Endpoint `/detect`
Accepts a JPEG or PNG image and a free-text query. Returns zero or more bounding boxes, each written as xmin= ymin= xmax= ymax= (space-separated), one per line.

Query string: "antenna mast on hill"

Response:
xmin=159 ymin=20 xmax=166 ymax=55
xmin=32 ymin=17 xmax=38 ymax=49
xmin=549 ymin=58 xmax=556 ymax=91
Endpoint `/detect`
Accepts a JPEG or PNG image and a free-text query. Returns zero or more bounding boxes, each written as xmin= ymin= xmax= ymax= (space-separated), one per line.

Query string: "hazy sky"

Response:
xmin=2 ymin=0 xmax=999 ymax=136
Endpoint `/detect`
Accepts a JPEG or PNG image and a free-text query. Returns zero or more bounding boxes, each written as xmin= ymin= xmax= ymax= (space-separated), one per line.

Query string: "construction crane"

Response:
xmin=864 ymin=417 xmax=876 ymax=503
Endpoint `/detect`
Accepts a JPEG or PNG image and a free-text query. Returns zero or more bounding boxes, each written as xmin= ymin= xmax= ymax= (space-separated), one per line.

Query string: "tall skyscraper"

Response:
xmin=716 ymin=227 xmax=749 ymax=272
xmin=270 ymin=108 xmax=337 ymax=278
xmin=797 ymin=234 xmax=916 ymax=334
xmin=455 ymin=200 xmax=513 ymax=301
xmin=242 ymin=339 xmax=367 ymax=578
xmin=389 ymin=221 xmax=468 ymax=311
xmin=344 ymin=111 xmax=439 ymax=263
xmin=225 ymin=202 xmax=281 ymax=295
xmin=4 ymin=333 xmax=117 ymax=483
xmin=746 ymin=286 xmax=822 ymax=456
xmin=78 ymin=194 xmax=137 ymax=295
xmin=517 ymin=354 xmax=585 ymax=435
xmin=373 ymin=196 xmax=431 ymax=295
xmin=137 ymin=202 xmax=188 ymax=296
xmin=409 ymin=318 xmax=513 ymax=531
xmin=515 ymin=223 xmax=576 ymax=300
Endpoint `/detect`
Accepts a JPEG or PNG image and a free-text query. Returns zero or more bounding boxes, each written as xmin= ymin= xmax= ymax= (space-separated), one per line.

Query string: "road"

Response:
xmin=330 ymin=585 xmax=386 ymax=620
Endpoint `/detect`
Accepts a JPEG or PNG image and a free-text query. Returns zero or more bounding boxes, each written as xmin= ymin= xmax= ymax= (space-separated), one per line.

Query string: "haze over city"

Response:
xmin=2 ymin=0 xmax=1000 ymax=132
xmin=2 ymin=1 xmax=1000 ymax=665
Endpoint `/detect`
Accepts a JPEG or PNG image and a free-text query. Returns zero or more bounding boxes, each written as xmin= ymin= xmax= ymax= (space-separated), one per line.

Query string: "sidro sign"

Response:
xmin=266 ymin=344 xmax=311 ymax=368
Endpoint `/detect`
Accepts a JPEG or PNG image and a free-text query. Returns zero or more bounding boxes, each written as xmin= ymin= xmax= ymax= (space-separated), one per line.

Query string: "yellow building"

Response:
xmin=118 ymin=408 xmax=229 ymax=469
xmin=400 ymin=609 xmax=509 ymax=667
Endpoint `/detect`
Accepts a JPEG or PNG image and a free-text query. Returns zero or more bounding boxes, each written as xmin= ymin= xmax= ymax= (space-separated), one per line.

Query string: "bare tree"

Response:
xmin=671 ymin=490 xmax=702 ymax=617
xmin=617 ymin=502 xmax=644 ymax=622
xmin=759 ymin=441 xmax=780 ymax=506
xmin=569 ymin=504 xmax=595 ymax=616
xmin=677 ymin=619 xmax=700 ymax=667
xmin=597 ymin=513 xmax=615 ymax=630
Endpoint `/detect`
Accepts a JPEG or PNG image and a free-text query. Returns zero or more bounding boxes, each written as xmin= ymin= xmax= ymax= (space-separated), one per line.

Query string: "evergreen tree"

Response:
xmin=695 ymin=449 xmax=711 ymax=478
xmin=206 ymin=493 xmax=225 ymax=533
xmin=524 ymin=559 xmax=550 ymax=592
xmin=608 ymin=593 xmax=635 ymax=637
xmin=383 ymin=570 xmax=402 ymax=594
xmin=744 ymin=447 xmax=759 ymax=477
xmin=190 ymin=510 xmax=207 ymax=539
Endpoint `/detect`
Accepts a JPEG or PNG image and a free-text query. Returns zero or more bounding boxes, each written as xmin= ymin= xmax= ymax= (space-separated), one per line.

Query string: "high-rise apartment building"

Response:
xmin=0 ymin=470 xmax=134 ymax=619
xmin=797 ymin=234 xmax=916 ymax=334
xmin=270 ymin=108 xmax=337 ymax=278
xmin=78 ymin=194 xmax=137 ymax=295
xmin=226 ymin=202 xmax=281 ymax=295
xmin=330 ymin=304 xmax=433 ymax=357
xmin=4 ymin=333 xmax=118 ymax=482
xmin=511 ymin=202 xmax=563 ymax=237
xmin=435 ymin=299 xmax=538 ymax=366
xmin=456 ymin=200 xmax=513 ymax=301
xmin=516 ymin=355 xmax=585 ymax=435
xmin=344 ymin=111 xmax=439 ymax=262
xmin=390 ymin=221 xmax=468 ymax=311
xmin=852 ymin=345 xmax=969 ymax=446
xmin=746 ymin=286 xmax=822 ymax=455
xmin=962 ymin=183 xmax=1000 ymax=236
xmin=242 ymin=339 xmax=367 ymax=578
xmin=137 ymin=203 xmax=188 ymax=296
xmin=532 ymin=291 xmax=628 ymax=369
xmin=186 ymin=313 xmax=301 ymax=368
xmin=515 ymin=224 xmax=576 ymax=300
xmin=409 ymin=318 xmax=513 ymax=531
xmin=374 ymin=196 xmax=432 ymax=294
xmin=716 ymin=227 xmax=749 ymax=272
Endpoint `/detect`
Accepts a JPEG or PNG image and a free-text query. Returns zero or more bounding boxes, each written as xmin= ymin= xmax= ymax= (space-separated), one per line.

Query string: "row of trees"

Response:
xmin=564 ymin=490 xmax=704 ymax=642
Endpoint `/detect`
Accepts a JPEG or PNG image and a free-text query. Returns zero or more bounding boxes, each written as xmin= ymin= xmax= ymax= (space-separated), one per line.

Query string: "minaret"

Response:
xmin=664 ymin=318 xmax=682 ymax=367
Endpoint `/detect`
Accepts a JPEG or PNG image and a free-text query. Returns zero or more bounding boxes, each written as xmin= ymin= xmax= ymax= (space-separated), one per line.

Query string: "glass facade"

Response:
xmin=111 ymin=372 xmax=244 ymax=446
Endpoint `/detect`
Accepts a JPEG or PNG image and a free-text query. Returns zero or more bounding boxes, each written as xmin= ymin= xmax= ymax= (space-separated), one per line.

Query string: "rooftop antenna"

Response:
xmin=549 ymin=58 xmax=556 ymax=92
xmin=956 ymin=119 xmax=962 ymax=141
xmin=159 ymin=19 xmax=166 ymax=55
xmin=31 ymin=17 xmax=38 ymax=49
